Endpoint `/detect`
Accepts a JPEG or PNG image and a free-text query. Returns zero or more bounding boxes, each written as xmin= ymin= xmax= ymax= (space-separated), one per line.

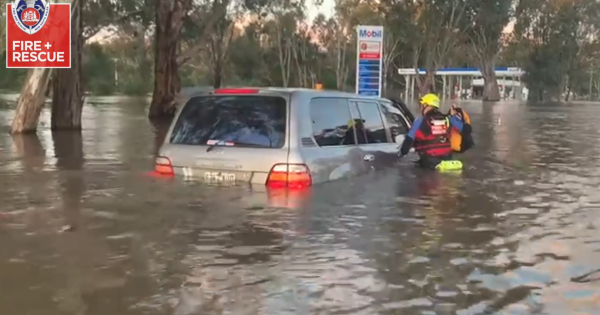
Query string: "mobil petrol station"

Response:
xmin=354 ymin=25 xmax=526 ymax=101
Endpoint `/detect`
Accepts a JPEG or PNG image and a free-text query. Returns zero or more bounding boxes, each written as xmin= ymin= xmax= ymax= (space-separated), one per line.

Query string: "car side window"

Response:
xmin=379 ymin=102 xmax=409 ymax=143
xmin=353 ymin=101 xmax=389 ymax=144
xmin=310 ymin=98 xmax=356 ymax=147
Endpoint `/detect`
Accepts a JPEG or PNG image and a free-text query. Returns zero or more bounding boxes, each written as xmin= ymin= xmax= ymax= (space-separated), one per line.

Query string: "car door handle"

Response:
xmin=363 ymin=154 xmax=375 ymax=161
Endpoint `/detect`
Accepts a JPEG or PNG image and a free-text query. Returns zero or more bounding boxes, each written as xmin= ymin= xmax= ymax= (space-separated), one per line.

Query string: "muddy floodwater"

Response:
xmin=1 ymin=95 xmax=600 ymax=315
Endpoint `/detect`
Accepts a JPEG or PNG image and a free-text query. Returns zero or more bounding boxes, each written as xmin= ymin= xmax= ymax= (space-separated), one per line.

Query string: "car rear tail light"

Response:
xmin=214 ymin=88 xmax=258 ymax=94
xmin=155 ymin=156 xmax=174 ymax=176
xmin=266 ymin=164 xmax=312 ymax=189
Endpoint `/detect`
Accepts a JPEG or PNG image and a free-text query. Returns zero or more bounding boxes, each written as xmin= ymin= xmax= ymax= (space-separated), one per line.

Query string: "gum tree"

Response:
xmin=51 ymin=0 xmax=85 ymax=130
xmin=148 ymin=0 xmax=269 ymax=118
xmin=462 ymin=0 xmax=513 ymax=101
xmin=512 ymin=0 xmax=600 ymax=101
xmin=381 ymin=0 xmax=470 ymax=94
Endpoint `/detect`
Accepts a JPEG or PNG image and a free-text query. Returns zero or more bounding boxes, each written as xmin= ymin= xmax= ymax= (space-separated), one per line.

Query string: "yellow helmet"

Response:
xmin=347 ymin=119 xmax=364 ymax=128
xmin=420 ymin=93 xmax=440 ymax=108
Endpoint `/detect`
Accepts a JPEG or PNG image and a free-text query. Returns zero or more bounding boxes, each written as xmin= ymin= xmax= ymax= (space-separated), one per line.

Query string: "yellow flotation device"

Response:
xmin=450 ymin=108 xmax=472 ymax=153
xmin=436 ymin=160 xmax=463 ymax=172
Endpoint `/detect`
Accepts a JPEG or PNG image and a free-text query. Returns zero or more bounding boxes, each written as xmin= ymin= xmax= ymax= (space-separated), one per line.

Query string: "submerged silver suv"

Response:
xmin=154 ymin=87 xmax=413 ymax=188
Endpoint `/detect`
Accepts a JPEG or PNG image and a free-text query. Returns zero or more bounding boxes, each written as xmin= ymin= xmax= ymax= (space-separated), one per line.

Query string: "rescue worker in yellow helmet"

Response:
xmin=399 ymin=93 xmax=471 ymax=170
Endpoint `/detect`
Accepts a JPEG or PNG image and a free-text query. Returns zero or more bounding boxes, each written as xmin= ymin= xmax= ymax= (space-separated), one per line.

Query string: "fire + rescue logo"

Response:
xmin=11 ymin=0 xmax=50 ymax=35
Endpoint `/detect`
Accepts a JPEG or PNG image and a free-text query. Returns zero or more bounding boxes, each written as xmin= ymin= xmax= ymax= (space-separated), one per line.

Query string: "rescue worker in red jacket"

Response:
xmin=399 ymin=93 xmax=470 ymax=170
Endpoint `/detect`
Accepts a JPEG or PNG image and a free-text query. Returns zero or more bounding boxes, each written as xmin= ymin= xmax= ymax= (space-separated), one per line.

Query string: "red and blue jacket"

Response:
xmin=400 ymin=110 xmax=464 ymax=157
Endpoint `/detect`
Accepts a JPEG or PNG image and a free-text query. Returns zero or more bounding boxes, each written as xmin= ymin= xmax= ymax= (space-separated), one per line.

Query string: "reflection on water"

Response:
xmin=1 ymin=97 xmax=600 ymax=314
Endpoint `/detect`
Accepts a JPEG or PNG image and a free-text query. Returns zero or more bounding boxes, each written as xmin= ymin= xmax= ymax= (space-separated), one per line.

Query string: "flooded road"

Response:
xmin=1 ymin=95 xmax=600 ymax=314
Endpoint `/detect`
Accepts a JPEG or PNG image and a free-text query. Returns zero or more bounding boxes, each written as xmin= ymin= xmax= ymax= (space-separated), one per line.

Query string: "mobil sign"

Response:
xmin=358 ymin=28 xmax=383 ymax=40
xmin=356 ymin=25 xmax=383 ymax=60
xmin=356 ymin=25 xmax=383 ymax=97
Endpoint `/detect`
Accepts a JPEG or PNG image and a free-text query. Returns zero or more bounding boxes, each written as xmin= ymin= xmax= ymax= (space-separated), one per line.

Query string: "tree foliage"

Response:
xmin=510 ymin=0 xmax=600 ymax=101
xmin=461 ymin=0 xmax=513 ymax=100
xmin=2 ymin=0 xmax=600 ymax=106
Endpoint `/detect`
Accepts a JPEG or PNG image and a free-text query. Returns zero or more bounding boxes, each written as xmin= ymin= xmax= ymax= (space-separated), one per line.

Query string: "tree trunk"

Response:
xmin=148 ymin=0 xmax=186 ymax=119
xmin=151 ymin=119 xmax=172 ymax=156
xmin=565 ymin=75 xmax=572 ymax=102
xmin=481 ymin=60 xmax=501 ymax=101
xmin=51 ymin=0 xmax=84 ymax=130
xmin=335 ymin=31 xmax=347 ymax=91
xmin=416 ymin=72 xmax=434 ymax=96
xmin=213 ymin=63 xmax=223 ymax=88
xmin=11 ymin=68 xmax=53 ymax=134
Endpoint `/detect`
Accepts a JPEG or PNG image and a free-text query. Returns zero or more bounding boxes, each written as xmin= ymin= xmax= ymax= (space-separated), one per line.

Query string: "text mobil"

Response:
xmin=358 ymin=29 xmax=383 ymax=39
xmin=6 ymin=0 xmax=71 ymax=68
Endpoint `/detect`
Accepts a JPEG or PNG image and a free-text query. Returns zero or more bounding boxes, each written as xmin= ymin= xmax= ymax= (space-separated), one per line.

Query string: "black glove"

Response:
xmin=400 ymin=137 xmax=413 ymax=156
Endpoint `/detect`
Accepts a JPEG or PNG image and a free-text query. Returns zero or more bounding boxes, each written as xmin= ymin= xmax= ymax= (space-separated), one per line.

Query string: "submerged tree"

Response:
xmin=51 ymin=0 xmax=85 ymax=130
xmin=149 ymin=0 xmax=233 ymax=118
xmin=10 ymin=69 xmax=54 ymax=134
xmin=11 ymin=0 xmax=82 ymax=134
xmin=462 ymin=0 xmax=513 ymax=101
xmin=148 ymin=0 xmax=285 ymax=118
xmin=10 ymin=0 xmax=132 ymax=133
xmin=148 ymin=0 xmax=192 ymax=119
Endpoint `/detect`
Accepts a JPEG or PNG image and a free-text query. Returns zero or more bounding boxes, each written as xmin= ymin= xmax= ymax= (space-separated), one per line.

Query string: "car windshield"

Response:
xmin=169 ymin=95 xmax=286 ymax=148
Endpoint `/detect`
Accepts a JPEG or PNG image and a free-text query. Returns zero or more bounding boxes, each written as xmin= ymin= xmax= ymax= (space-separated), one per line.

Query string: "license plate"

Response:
xmin=203 ymin=172 xmax=236 ymax=182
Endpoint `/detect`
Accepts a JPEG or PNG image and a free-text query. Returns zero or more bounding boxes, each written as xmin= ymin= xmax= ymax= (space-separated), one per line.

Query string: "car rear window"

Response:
xmin=169 ymin=95 xmax=287 ymax=148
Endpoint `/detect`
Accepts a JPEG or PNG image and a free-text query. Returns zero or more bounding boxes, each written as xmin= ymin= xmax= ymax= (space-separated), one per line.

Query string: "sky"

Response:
xmin=91 ymin=0 xmax=335 ymax=42
xmin=307 ymin=0 xmax=335 ymax=21
xmin=305 ymin=1 xmax=515 ymax=33
xmin=91 ymin=0 xmax=513 ymax=42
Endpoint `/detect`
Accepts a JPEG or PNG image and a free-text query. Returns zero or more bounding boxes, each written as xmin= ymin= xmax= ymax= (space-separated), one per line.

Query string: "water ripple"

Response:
xmin=2 ymin=101 xmax=600 ymax=314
